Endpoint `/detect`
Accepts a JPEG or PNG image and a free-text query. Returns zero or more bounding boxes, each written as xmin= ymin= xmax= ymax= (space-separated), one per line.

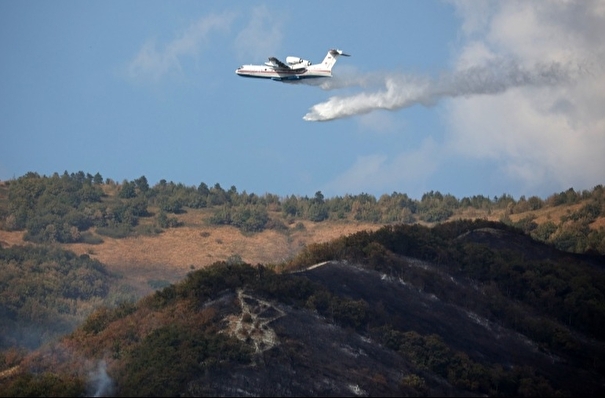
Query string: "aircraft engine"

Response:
xmin=286 ymin=56 xmax=303 ymax=65
xmin=286 ymin=56 xmax=311 ymax=67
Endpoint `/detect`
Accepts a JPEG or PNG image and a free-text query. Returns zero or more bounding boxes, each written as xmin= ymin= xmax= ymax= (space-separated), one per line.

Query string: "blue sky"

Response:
xmin=1 ymin=1 xmax=604 ymax=200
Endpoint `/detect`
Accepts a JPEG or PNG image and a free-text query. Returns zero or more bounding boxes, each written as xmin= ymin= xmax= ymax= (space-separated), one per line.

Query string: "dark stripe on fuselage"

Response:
xmin=237 ymin=74 xmax=329 ymax=81
xmin=236 ymin=69 xmax=331 ymax=81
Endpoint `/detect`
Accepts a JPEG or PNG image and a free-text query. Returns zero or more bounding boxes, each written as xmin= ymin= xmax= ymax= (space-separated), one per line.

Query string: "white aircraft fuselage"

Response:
xmin=236 ymin=49 xmax=349 ymax=81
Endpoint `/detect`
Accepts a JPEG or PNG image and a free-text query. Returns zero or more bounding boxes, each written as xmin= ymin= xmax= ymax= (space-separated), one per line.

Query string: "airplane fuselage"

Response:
xmin=235 ymin=65 xmax=332 ymax=81
xmin=235 ymin=49 xmax=349 ymax=82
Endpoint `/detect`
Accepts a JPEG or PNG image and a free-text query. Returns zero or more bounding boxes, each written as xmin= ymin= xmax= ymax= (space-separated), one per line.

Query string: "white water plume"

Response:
xmin=303 ymin=59 xmax=586 ymax=122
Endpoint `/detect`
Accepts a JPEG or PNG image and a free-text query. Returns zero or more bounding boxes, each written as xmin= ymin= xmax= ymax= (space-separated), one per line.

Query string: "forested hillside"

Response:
xmin=1 ymin=171 xmax=604 ymax=253
xmin=0 ymin=245 xmax=136 ymax=350
xmin=1 ymin=171 xmax=605 ymax=396
xmin=2 ymin=220 xmax=604 ymax=396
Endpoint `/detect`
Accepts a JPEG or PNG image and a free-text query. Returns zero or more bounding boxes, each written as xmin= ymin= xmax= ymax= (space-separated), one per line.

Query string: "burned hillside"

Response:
xmin=2 ymin=220 xmax=605 ymax=396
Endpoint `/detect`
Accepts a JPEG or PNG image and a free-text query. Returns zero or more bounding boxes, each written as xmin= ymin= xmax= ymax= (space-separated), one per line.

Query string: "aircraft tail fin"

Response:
xmin=320 ymin=49 xmax=350 ymax=71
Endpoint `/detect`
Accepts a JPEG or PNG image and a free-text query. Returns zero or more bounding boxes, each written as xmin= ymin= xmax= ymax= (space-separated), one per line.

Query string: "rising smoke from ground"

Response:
xmin=88 ymin=360 xmax=114 ymax=397
xmin=302 ymin=58 xmax=589 ymax=122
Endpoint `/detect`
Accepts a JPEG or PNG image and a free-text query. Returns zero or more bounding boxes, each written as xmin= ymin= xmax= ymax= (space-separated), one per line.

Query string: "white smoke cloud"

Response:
xmin=318 ymin=0 xmax=605 ymax=197
xmin=444 ymin=0 xmax=605 ymax=195
xmin=88 ymin=360 xmax=113 ymax=397
xmin=127 ymin=12 xmax=235 ymax=81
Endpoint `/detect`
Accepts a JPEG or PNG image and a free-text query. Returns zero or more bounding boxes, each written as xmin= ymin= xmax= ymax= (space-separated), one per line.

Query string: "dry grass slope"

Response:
xmin=0 ymin=207 xmax=380 ymax=295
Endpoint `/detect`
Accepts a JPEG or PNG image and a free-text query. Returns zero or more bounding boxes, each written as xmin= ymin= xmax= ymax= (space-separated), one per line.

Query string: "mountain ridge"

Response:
xmin=3 ymin=220 xmax=605 ymax=396
xmin=2 ymin=174 xmax=605 ymax=396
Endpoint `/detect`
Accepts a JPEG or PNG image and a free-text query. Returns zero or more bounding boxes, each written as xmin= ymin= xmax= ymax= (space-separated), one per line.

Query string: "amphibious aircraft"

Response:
xmin=235 ymin=49 xmax=350 ymax=81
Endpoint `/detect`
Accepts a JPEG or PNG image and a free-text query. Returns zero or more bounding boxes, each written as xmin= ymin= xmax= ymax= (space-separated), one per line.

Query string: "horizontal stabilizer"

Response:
xmin=330 ymin=49 xmax=350 ymax=57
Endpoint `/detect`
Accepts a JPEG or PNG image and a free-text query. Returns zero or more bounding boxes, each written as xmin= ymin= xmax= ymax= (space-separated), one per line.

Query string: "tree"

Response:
xmin=231 ymin=205 xmax=269 ymax=232
xmin=307 ymin=202 xmax=328 ymax=222
xmin=209 ymin=183 xmax=228 ymax=206
xmin=93 ymin=172 xmax=104 ymax=185
xmin=159 ymin=197 xmax=183 ymax=214
xmin=118 ymin=181 xmax=136 ymax=199
xmin=313 ymin=191 xmax=325 ymax=204
xmin=197 ymin=182 xmax=210 ymax=197
xmin=531 ymin=221 xmax=557 ymax=242
xmin=135 ymin=176 xmax=149 ymax=193
xmin=282 ymin=195 xmax=300 ymax=217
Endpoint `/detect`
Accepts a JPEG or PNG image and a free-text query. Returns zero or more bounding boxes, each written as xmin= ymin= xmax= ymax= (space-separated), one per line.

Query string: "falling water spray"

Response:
xmin=303 ymin=59 xmax=585 ymax=122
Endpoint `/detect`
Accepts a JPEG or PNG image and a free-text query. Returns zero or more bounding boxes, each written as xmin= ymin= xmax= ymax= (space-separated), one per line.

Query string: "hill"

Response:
xmin=0 ymin=244 xmax=136 ymax=351
xmin=1 ymin=172 xmax=604 ymax=297
xmin=1 ymin=172 xmax=603 ymax=351
xmin=1 ymin=172 xmax=605 ymax=395
xmin=2 ymin=220 xmax=605 ymax=396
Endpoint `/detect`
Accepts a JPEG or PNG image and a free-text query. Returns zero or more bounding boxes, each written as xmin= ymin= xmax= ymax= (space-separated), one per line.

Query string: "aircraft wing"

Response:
xmin=267 ymin=56 xmax=290 ymax=69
